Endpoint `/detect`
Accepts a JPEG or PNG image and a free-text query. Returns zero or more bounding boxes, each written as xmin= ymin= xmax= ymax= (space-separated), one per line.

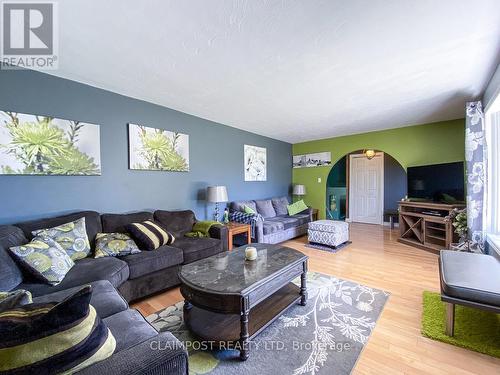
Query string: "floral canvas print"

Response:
xmin=0 ymin=111 xmax=101 ymax=175
xmin=244 ymin=144 xmax=266 ymax=181
xmin=128 ymin=123 xmax=189 ymax=172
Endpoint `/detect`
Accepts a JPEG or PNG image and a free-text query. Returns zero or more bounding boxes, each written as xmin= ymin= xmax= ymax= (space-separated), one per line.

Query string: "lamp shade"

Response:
xmin=293 ymin=184 xmax=307 ymax=196
xmin=207 ymin=186 xmax=228 ymax=203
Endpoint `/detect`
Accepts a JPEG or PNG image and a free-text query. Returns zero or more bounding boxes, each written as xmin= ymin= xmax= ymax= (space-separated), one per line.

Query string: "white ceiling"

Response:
xmin=49 ymin=0 xmax=500 ymax=143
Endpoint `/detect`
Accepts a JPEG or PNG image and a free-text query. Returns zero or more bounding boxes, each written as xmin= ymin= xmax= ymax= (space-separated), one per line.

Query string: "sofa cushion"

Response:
xmin=291 ymin=213 xmax=311 ymax=226
xmin=440 ymin=250 xmax=500 ymax=306
xmin=120 ymin=245 xmax=183 ymax=279
xmin=15 ymin=211 xmax=102 ymax=248
xmin=0 ymin=289 xmax=32 ymax=312
xmin=103 ymin=309 xmax=157 ymax=353
xmin=262 ymin=220 xmax=285 ymax=235
xmin=101 ymin=212 xmax=153 ymax=233
xmin=229 ymin=200 xmax=257 ymax=213
xmin=0 ymin=225 xmax=27 ymax=291
xmin=154 ymin=210 xmax=196 ymax=237
xmin=266 ymin=216 xmax=298 ymax=230
xmin=272 ymin=197 xmax=290 ymax=216
xmin=173 ymin=237 xmax=222 ymax=264
xmin=9 ymin=236 xmax=75 ymax=286
xmin=255 ymin=199 xmax=277 ymax=218
xmin=32 ymin=280 xmax=128 ymax=319
xmin=32 ymin=217 xmax=91 ymax=261
xmin=18 ymin=256 xmax=129 ymax=297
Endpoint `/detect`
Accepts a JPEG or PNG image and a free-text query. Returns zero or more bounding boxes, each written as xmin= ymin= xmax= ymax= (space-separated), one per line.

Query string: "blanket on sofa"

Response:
xmin=185 ymin=221 xmax=219 ymax=238
xmin=229 ymin=211 xmax=263 ymax=238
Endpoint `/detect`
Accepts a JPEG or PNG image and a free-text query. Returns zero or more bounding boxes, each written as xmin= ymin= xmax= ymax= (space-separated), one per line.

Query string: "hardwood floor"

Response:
xmin=132 ymin=223 xmax=500 ymax=374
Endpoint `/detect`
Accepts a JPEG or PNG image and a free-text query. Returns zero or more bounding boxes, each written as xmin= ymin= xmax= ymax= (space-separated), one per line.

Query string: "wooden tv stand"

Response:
xmin=398 ymin=201 xmax=465 ymax=253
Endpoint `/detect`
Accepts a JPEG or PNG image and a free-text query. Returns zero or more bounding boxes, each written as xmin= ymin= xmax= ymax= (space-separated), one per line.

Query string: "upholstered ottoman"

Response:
xmin=308 ymin=220 xmax=349 ymax=248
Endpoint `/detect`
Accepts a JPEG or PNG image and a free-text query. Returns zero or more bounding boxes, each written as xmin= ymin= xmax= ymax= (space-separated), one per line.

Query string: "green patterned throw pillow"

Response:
xmin=244 ymin=205 xmax=256 ymax=214
xmin=32 ymin=217 xmax=91 ymax=261
xmin=9 ymin=237 xmax=75 ymax=285
xmin=94 ymin=232 xmax=141 ymax=258
xmin=287 ymin=199 xmax=308 ymax=216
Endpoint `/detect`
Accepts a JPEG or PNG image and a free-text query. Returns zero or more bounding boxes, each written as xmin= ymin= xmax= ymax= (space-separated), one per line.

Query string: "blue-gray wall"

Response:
xmin=0 ymin=68 xmax=292 ymax=224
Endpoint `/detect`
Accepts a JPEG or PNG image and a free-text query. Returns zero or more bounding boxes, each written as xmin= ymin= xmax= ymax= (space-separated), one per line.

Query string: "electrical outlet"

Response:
xmin=317 ymin=177 xmax=322 ymax=183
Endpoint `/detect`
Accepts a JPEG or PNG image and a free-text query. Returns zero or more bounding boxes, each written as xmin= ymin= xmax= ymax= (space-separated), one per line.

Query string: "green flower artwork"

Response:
xmin=0 ymin=111 xmax=101 ymax=175
xmin=128 ymin=123 xmax=189 ymax=172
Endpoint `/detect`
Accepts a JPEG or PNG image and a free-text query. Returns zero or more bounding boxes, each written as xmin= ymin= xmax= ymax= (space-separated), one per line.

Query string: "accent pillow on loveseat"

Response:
xmin=32 ymin=217 xmax=91 ymax=261
xmin=9 ymin=237 xmax=75 ymax=285
xmin=287 ymin=199 xmax=308 ymax=216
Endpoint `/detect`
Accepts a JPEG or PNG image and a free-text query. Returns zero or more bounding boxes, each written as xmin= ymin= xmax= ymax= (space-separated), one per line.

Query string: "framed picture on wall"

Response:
xmin=0 ymin=111 xmax=101 ymax=175
xmin=128 ymin=123 xmax=189 ymax=172
xmin=293 ymin=151 xmax=331 ymax=168
xmin=244 ymin=144 xmax=267 ymax=181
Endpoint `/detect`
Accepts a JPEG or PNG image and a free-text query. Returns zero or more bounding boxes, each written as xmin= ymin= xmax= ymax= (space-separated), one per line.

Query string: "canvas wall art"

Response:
xmin=293 ymin=151 xmax=331 ymax=168
xmin=0 ymin=111 xmax=101 ymax=175
xmin=244 ymin=144 xmax=267 ymax=181
xmin=128 ymin=123 xmax=189 ymax=172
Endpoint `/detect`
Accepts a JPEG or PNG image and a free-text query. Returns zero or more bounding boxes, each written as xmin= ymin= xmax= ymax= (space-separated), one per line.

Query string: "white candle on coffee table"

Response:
xmin=245 ymin=246 xmax=257 ymax=261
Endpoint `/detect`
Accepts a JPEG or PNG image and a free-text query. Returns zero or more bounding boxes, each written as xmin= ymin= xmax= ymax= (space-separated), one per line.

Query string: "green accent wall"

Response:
xmin=293 ymin=119 xmax=465 ymax=219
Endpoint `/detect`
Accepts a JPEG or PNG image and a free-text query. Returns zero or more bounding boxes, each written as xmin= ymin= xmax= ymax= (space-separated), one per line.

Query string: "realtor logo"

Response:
xmin=1 ymin=1 xmax=58 ymax=69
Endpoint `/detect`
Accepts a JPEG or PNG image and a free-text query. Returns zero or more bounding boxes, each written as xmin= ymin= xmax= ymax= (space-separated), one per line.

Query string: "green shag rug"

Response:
xmin=421 ymin=291 xmax=500 ymax=358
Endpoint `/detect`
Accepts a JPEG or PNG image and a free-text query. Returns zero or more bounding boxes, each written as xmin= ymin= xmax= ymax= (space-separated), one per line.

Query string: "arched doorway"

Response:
xmin=325 ymin=150 xmax=406 ymax=225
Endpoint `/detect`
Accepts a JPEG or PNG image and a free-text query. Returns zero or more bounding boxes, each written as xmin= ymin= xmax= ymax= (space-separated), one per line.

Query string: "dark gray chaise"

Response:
xmin=230 ymin=196 xmax=313 ymax=244
xmin=0 ymin=209 xmax=228 ymax=374
xmin=439 ymin=250 xmax=500 ymax=336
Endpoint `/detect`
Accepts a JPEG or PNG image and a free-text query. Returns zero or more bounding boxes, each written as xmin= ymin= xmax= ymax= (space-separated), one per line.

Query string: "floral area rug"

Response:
xmin=147 ymin=272 xmax=389 ymax=375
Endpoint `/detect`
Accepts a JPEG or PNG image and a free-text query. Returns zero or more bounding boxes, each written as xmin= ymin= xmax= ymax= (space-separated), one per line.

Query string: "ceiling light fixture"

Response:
xmin=363 ymin=149 xmax=376 ymax=160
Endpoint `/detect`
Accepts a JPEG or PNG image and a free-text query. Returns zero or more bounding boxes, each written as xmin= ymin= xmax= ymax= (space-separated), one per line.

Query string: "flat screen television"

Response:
xmin=407 ymin=162 xmax=465 ymax=203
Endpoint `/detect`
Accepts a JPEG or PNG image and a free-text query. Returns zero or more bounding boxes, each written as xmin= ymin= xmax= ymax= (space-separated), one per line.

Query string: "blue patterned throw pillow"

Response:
xmin=94 ymin=232 xmax=141 ymax=258
xmin=9 ymin=237 xmax=74 ymax=285
xmin=32 ymin=217 xmax=91 ymax=261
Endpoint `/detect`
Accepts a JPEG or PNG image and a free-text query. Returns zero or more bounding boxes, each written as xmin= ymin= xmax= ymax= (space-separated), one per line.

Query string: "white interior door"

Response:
xmin=349 ymin=153 xmax=384 ymax=224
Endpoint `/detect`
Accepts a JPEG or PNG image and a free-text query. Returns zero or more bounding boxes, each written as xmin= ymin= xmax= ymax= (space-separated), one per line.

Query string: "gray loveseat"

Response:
xmin=0 ymin=209 xmax=228 ymax=374
xmin=230 ymin=196 xmax=313 ymax=244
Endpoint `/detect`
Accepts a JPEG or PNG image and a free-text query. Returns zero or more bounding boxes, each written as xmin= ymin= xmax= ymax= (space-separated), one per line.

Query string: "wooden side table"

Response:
xmin=226 ymin=222 xmax=251 ymax=250
xmin=311 ymin=208 xmax=319 ymax=221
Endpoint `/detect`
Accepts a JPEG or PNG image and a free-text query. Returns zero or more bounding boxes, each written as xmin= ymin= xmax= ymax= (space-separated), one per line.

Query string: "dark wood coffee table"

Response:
xmin=179 ymin=243 xmax=308 ymax=360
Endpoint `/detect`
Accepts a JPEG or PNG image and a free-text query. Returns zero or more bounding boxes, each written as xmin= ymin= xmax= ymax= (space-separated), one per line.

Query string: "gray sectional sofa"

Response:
xmin=0 ymin=209 xmax=228 ymax=374
xmin=230 ymin=196 xmax=313 ymax=244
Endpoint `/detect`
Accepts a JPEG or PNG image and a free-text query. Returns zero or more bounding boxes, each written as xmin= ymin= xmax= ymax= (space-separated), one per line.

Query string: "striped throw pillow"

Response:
xmin=0 ymin=285 xmax=116 ymax=374
xmin=126 ymin=220 xmax=175 ymax=250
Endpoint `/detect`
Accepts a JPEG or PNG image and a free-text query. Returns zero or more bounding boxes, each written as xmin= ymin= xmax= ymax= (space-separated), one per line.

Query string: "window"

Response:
xmin=485 ymin=90 xmax=500 ymax=251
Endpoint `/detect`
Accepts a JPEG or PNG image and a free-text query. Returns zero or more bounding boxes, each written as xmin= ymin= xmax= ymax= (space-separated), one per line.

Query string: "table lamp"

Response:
xmin=207 ymin=186 xmax=228 ymax=222
xmin=293 ymin=184 xmax=307 ymax=199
